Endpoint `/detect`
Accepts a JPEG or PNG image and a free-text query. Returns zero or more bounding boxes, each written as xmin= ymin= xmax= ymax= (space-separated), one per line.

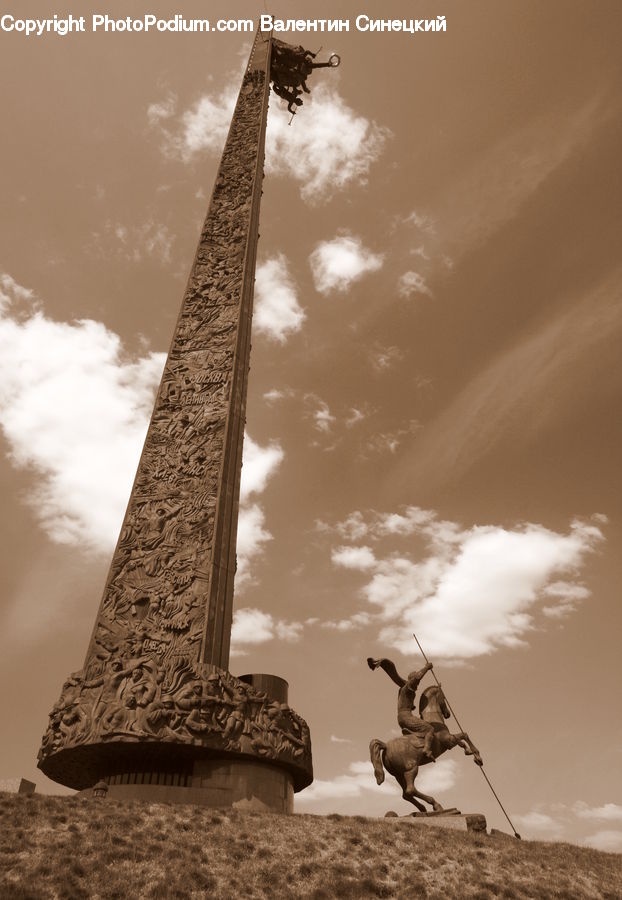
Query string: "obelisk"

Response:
xmin=37 ymin=26 xmax=315 ymax=812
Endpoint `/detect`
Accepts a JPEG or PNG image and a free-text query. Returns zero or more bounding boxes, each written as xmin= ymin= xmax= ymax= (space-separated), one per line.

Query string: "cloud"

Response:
xmin=331 ymin=545 xmax=376 ymax=571
xmin=310 ymin=234 xmax=384 ymax=294
xmin=394 ymin=270 xmax=622 ymax=487
xmin=92 ymin=219 xmax=176 ymax=265
xmin=361 ymin=421 xmax=421 ymax=458
xmin=266 ymin=84 xmax=391 ymax=202
xmin=304 ymin=394 xmax=336 ymax=434
xmin=230 ymin=606 xmax=303 ymax=656
xmin=152 ymin=82 xmax=390 ymax=202
xmin=0 ymin=274 xmax=283 ymax=595
xmin=580 ymin=831 xmax=622 ymax=853
xmin=296 ymin=758 xmax=457 ymax=803
xmin=401 ymin=211 xmax=436 ymax=235
xmin=397 ymin=271 xmax=433 ymax=299
xmin=330 ymin=735 xmax=352 ymax=744
xmin=236 ymin=435 xmax=284 ymax=587
xmin=163 ymin=86 xmax=237 ymax=161
xmin=325 ymin=507 xmax=604 ymax=659
xmin=574 ymin=803 xmax=622 ymax=822
xmin=0 ymin=275 xmax=165 ymax=551
xmin=0 ymin=272 xmax=33 ymax=311
xmin=369 ymin=344 xmax=403 ymax=373
xmin=235 ymin=504 xmax=274 ymax=589
xmin=239 ymin=435 xmax=284 ymax=502
xmin=254 ymin=255 xmax=305 ymax=343
xmin=345 ymin=408 xmax=366 ymax=428
xmin=321 ymin=612 xmax=372 ymax=632
xmin=513 ymin=811 xmax=565 ymax=840
xmin=147 ymin=93 xmax=177 ymax=126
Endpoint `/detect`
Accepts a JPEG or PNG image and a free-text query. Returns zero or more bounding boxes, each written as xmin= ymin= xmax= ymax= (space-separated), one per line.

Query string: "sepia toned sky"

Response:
xmin=1 ymin=0 xmax=621 ymax=849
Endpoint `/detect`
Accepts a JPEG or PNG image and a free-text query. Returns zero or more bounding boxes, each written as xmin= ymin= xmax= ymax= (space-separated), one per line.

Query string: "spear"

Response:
xmin=412 ymin=631 xmax=522 ymax=839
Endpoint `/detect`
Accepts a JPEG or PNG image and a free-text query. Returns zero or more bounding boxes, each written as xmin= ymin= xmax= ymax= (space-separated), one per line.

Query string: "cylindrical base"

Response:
xmin=89 ymin=758 xmax=293 ymax=812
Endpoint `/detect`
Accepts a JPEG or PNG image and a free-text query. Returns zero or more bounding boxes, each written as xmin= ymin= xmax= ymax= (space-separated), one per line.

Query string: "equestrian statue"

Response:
xmin=367 ymin=656 xmax=483 ymax=813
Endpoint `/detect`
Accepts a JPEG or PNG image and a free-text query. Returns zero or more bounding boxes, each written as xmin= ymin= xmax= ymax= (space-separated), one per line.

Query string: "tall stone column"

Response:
xmin=37 ymin=27 xmax=312 ymax=812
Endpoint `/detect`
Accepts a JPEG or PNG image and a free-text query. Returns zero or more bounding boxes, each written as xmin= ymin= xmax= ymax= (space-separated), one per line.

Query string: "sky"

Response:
xmin=1 ymin=0 xmax=621 ymax=851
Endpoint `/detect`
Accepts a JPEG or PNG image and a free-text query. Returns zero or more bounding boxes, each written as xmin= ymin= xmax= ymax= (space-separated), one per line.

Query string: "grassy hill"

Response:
xmin=1 ymin=792 xmax=620 ymax=899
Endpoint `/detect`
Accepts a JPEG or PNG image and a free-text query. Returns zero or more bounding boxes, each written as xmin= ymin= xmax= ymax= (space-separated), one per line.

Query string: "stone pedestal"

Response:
xmin=384 ymin=812 xmax=487 ymax=833
xmin=82 ymin=758 xmax=293 ymax=812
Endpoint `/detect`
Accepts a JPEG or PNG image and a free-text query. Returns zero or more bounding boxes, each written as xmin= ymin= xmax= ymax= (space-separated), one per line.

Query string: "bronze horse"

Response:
xmin=369 ymin=684 xmax=483 ymax=812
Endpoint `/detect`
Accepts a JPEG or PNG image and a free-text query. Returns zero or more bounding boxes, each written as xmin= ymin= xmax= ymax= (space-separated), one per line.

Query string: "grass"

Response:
xmin=0 ymin=792 xmax=621 ymax=899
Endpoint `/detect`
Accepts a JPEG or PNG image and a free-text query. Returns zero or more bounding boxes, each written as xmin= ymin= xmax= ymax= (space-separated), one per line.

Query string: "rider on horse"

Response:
xmin=367 ymin=657 xmax=436 ymax=762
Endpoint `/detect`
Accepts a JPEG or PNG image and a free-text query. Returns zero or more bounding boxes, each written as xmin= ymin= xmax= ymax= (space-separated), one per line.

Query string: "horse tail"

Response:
xmin=369 ymin=739 xmax=387 ymax=785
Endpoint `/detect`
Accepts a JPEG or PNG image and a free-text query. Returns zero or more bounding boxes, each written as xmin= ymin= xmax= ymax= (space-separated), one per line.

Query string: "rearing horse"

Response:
xmin=369 ymin=684 xmax=483 ymax=812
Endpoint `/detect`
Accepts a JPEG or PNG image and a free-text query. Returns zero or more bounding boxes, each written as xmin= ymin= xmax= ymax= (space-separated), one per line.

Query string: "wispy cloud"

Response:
xmin=0 ymin=274 xmax=282 ymax=599
xmin=0 ymin=274 xmax=165 ymax=551
xmin=91 ymin=219 xmax=175 ymax=265
xmin=310 ymin=234 xmax=384 ymax=294
xmin=230 ymin=607 xmax=303 ymax=656
xmin=151 ymin=82 xmax=390 ymax=203
xmin=580 ymin=830 xmax=622 ymax=852
xmin=266 ymin=84 xmax=391 ymax=202
xmin=236 ymin=435 xmax=284 ymax=589
xmin=254 ymin=254 xmax=305 ymax=343
xmin=323 ymin=507 xmax=605 ymax=659
xmin=297 ymin=759 xmax=457 ymax=804
xmin=397 ymin=270 xmax=433 ymax=299
xmin=369 ymin=344 xmax=403 ymax=373
xmin=396 ymin=270 xmax=622 ymax=487
xmin=304 ymin=393 xmax=336 ymax=434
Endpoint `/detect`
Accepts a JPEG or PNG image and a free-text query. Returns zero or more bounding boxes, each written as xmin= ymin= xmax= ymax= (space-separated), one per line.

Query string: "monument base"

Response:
xmin=80 ymin=757 xmax=293 ymax=813
xmin=383 ymin=812 xmax=487 ymax=833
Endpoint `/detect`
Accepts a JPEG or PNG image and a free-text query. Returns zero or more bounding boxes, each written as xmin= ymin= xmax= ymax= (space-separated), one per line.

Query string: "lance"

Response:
xmin=412 ymin=631 xmax=522 ymax=840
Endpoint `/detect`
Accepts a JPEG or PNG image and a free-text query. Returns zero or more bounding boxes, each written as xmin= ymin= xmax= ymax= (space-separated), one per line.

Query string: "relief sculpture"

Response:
xmin=38 ymin=33 xmax=314 ymax=799
xmin=38 ymin=662 xmax=313 ymax=788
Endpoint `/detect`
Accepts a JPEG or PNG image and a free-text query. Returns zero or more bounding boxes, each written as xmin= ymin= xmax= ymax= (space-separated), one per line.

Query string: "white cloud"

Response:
xmin=330 ymin=735 xmax=352 ymax=744
xmin=166 ymin=86 xmax=237 ymax=161
xmin=235 ymin=503 xmax=273 ymax=589
xmin=0 ymin=272 xmax=33 ymax=311
xmin=331 ymin=545 xmax=376 ymax=570
xmin=580 ymin=830 xmax=622 ymax=853
xmin=321 ymin=612 xmax=372 ymax=632
xmin=369 ymin=344 xmax=403 ymax=373
xmin=397 ymin=271 xmax=433 ymax=299
xmin=305 ymin=394 xmax=336 ymax=433
xmin=254 ymin=255 xmax=305 ymax=343
xmin=297 ymin=758 xmax=457 ymax=803
xmin=236 ymin=435 xmax=284 ymax=587
xmin=513 ymin=811 xmax=565 ymax=840
xmin=230 ymin=606 xmax=303 ymax=656
xmin=402 ymin=210 xmax=436 ymax=234
xmin=266 ymin=84 xmax=391 ymax=202
xmin=345 ymin=408 xmax=366 ymax=427
xmin=0 ymin=275 xmax=283 ymax=596
xmin=310 ymin=234 xmax=384 ymax=294
xmin=147 ymin=93 xmax=177 ymax=126
xmin=93 ymin=219 xmax=175 ymax=265
xmin=574 ymin=803 xmax=622 ymax=822
xmin=0 ymin=276 xmax=165 ymax=551
xmin=326 ymin=507 xmax=605 ymax=659
xmin=153 ymin=82 xmax=389 ymax=202
xmin=240 ymin=435 xmax=283 ymax=502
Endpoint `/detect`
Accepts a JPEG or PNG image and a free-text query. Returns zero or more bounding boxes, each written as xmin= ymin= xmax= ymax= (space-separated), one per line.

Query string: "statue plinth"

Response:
xmin=39 ymin=667 xmax=311 ymax=812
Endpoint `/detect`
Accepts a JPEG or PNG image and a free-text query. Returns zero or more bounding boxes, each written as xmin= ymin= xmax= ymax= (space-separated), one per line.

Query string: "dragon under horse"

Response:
xmin=368 ymin=657 xmax=482 ymax=813
xmin=270 ymin=38 xmax=340 ymax=114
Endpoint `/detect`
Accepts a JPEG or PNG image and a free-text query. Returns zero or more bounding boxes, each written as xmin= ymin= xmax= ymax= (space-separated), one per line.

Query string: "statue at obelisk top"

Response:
xmin=38 ymin=26 xmax=339 ymax=812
